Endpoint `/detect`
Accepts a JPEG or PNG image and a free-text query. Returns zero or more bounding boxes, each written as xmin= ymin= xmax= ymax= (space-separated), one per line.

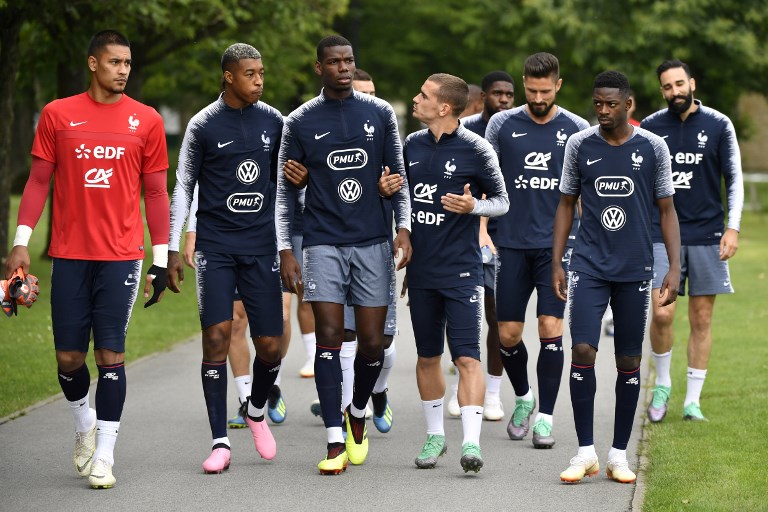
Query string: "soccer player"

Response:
xmin=352 ymin=68 xmax=376 ymax=96
xmin=406 ymin=73 xmax=509 ymax=472
xmin=485 ymin=53 xmax=589 ymax=447
xmin=4 ymin=30 xmax=170 ymax=489
xmin=455 ymin=70 xmax=515 ymax=422
xmin=167 ymin=43 xmax=284 ymax=474
xmin=276 ymin=35 xmax=411 ymax=475
xmin=553 ymin=70 xmax=680 ymax=483
xmin=460 ymin=84 xmax=484 ymax=118
xmin=642 ymin=59 xmax=744 ymax=422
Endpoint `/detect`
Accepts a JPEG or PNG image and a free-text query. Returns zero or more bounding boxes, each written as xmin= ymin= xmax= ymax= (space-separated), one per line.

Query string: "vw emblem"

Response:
xmin=601 ymin=205 xmax=626 ymax=231
xmin=237 ymin=159 xmax=260 ymax=184
xmin=338 ymin=178 xmax=362 ymax=203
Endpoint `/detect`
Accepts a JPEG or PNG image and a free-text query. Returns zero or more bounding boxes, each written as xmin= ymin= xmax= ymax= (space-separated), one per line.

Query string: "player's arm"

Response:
xmin=552 ymin=194 xmax=576 ymax=301
xmin=719 ymin=119 xmax=744 ymax=261
xmin=142 ymin=169 xmax=170 ymax=307
xmin=465 ymin=143 xmax=509 ymax=217
xmin=657 ymin=195 xmax=681 ymax=306
xmin=275 ymin=120 xmax=303 ymax=290
xmin=5 ymin=157 xmax=54 ymax=278
xmin=385 ymin=109 xmax=412 ymax=270
xmin=182 ymin=184 xmax=200 ymax=268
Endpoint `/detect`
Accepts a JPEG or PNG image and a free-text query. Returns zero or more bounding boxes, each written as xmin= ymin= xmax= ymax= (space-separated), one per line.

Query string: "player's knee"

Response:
xmin=616 ymin=354 xmax=641 ymax=371
xmin=454 ymin=355 xmax=480 ymax=374
xmin=652 ymin=305 xmax=675 ymax=328
xmin=343 ymin=329 xmax=357 ymax=343
xmin=254 ymin=336 xmax=281 ymax=362
xmin=56 ymin=350 xmax=87 ymax=372
xmin=498 ymin=322 xmax=523 ymax=347
xmin=203 ymin=328 xmax=230 ymax=358
xmin=571 ymin=343 xmax=597 ymax=365
xmin=538 ymin=315 xmax=563 ymax=337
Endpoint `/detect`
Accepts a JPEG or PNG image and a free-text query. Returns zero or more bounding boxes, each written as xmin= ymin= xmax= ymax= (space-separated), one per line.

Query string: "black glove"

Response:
xmin=144 ymin=264 xmax=167 ymax=308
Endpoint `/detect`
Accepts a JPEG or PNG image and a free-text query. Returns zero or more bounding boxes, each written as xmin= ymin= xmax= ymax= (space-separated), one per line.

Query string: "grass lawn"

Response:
xmin=1 ymin=196 xmax=200 ymax=419
xmin=642 ymin=211 xmax=768 ymax=510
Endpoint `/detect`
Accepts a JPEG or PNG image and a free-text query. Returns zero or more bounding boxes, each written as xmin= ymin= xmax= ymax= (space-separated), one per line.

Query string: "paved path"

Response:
xmin=1 ymin=285 xmax=647 ymax=511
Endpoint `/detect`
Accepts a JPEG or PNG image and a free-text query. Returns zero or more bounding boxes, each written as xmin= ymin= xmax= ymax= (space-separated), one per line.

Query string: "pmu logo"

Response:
xmin=103 ymin=372 xmax=119 ymax=381
xmin=601 ymin=205 xmax=626 ymax=231
xmin=328 ymin=149 xmax=368 ymax=170
xmin=236 ymin=159 xmax=260 ymax=184
xmin=75 ymin=144 xmax=125 ymax=160
xmin=595 ymin=176 xmax=634 ymax=197
xmin=204 ymin=369 xmax=220 ymax=379
xmin=524 ymin=151 xmax=552 ymax=171
xmin=697 ymin=130 xmax=708 ymax=148
xmin=413 ymin=183 xmax=437 ymax=204
xmin=571 ymin=372 xmax=583 ymax=381
xmin=227 ymin=192 xmax=264 ymax=212
xmin=627 ymin=377 xmax=639 ymax=386
xmin=631 ymin=150 xmax=643 ymax=170
xmin=128 ymin=114 xmax=140 ymax=132
xmin=364 ymin=121 xmax=375 ymax=140
xmin=444 ymin=159 xmax=456 ymax=179
xmin=84 ymin=168 xmax=113 ymax=188
xmin=671 ymin=171 xmax=693 ymax=189
xmin=555 ymin=130 xmax=568 ymax=147
xmin=338 ymin=178 xmax=362 ymax=203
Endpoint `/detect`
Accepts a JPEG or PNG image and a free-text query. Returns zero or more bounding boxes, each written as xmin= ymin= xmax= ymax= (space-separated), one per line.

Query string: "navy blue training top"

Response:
xmin=404 ymin=125 xmax=509 ymax=289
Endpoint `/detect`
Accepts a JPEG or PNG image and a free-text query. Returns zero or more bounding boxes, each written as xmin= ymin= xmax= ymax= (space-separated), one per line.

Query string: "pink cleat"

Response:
xmin=202 ymin=447 xmax=231 ymax=474
xmin=246 ymin=417 xmax=277 ymax=460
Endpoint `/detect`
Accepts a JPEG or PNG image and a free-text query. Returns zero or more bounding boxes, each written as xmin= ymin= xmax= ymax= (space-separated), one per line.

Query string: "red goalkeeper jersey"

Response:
xmin=31 ymin=92 xmax=168 ymax=260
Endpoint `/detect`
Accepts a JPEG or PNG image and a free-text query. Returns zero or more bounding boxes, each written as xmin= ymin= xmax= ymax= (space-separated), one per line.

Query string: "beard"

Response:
xmin=528 ymin=100 xmax=554 ymax=118
xmin=667 ymin=90 xmax=693 ymax=114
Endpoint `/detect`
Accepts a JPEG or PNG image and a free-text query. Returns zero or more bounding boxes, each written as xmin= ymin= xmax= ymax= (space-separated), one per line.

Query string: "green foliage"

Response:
xmin=642 ymin=211 xmax=768 ymax=510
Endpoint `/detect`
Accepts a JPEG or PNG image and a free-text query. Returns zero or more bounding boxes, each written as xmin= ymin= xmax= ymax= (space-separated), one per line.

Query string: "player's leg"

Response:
xmin=292 ymin=234 xmax=317 ymax=378
xmin=237 ymin=254 xmax=283 ymax=460
xmin=605 ymin=279 xmax=650 ymax=484
xmin=371 ymin=288 xmax=398 ymax=433
xmin=496 ymin=248 xmax=536 ymax=440
xmin=228 ymin=298 xmax=251 ymax=428
xmin=648 ymin=242 xmax=676 ymax=422
xmin=340 ymin=305 xmax=357 ymax=412
xmin=560 ymin=271 xmax=605 ymax=483
xmin=88 ymin=259 xmax=143 ymax=488
xmin=50 ymin=259 xmax=98 ymax=480
xmin=531 ymin=247 xmax=567 ymax=448
xmin=448 ymin=285 xmax=486 ymax=473
xmin=482 ymin=253 xmax=505 ymax=421
xmin=196 ymin=251 xmax=237 ymax=473
xmin=264 ymin=290 xmax=291 ymax=424
xmin=683 ymin=244 xmax=733 ymax=421
xmin=410 ymin=287 xmax=448 ymax=469
xmin=303 ymin=245 xmax=349 ymax=474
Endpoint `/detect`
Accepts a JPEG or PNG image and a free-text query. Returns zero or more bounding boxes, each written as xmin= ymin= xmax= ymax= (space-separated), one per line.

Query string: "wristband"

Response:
xmin=13 ymin=225 xmax=33 ymax=247
xmin=152 ymin=244 xmax=168 ymax=268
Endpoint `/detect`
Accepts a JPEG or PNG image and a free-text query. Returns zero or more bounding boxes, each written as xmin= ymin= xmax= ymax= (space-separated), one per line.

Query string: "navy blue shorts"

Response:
xmin=409 ymin=285 xmax=483 ymax=361
xmin=566 ymin=271 xmax=650 ymax=356
xmin=195 ymin=250 xmax=283 ymax=337
xmin=496 ymin=247 xmax=566 ymax=322
xmin=51 ymin=258 xmax=142 ymax=353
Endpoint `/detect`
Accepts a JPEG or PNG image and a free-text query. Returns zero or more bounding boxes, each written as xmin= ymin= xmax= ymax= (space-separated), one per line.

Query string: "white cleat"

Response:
xmin=483 ymin=395 xmax=505 ymax=421
xmin=299 ymin=358 xmax=314 ymax=378
xmin=73 ymin=409 xmax=97 ymax=477
xmin=607 ymin=457 xmax=637 ymax=483
xmin=89 ymin=458 xmax=116 ymax=489
xmin=447 ymin=392 xmax=461 ymax=418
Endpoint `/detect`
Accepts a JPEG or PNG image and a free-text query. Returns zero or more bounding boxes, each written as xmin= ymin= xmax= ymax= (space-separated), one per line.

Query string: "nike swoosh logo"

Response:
xmin=587 ymin=158 xmax=602 ymax=166
xmin=76 ymin=459 xmax=92 ymax=474
xmin=70 ymin=121 xmax=87 ymax=127
xmin=409 ymin=161 xmax=419 ymax=166
xmin=469 ymin=297 xmax=478 ymax=303
xmin=639 ymin=285 xmax=650 ymax=292
xmin=661 ymin=135 xmax=669 ymax=139
xmin=218 ymin=141 xmax=234 ymax=148
xmin=315 ymin=132 xmax=330 ymax=140
xmin=124 ymin=280 xmax=137 ymax=286
xmin=511 ymin=132 xmax=527 ymax=138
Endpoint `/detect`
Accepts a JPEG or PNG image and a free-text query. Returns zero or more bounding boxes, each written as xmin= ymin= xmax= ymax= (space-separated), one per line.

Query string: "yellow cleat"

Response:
xmin=345 ymin=408 xmax=369 ymax=465
xmin=560 ymin=454 xmax=599 ymax=483
xmin=318 ymin=446 xmax=348 ymax=475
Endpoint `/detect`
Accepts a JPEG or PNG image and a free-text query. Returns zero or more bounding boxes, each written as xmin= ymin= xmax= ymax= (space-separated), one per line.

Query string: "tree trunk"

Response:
xmin=0 ymin=7 xmax=24 ymax=260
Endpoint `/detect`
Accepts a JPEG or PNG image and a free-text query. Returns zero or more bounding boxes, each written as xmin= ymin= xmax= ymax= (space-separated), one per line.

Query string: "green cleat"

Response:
xmin=647 ymin=385 xmax=671 ymax=423
xmin=460 ymin=442 xmax=483 ymax=473
xmin=532 ymin=417 xmax=555 ymax=448
xmin=507 ymin=396 xmax=536 ymax=440
xmin=683 ymin=402 xmax=708 ymax=422
xmin=414 ymin=434 xmax=447 ymax=469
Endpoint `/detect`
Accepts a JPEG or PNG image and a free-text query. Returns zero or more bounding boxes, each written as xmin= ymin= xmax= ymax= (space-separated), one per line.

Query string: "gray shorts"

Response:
xmin=344 ymin=300 xmax=397 ymax=335
xmin=652 ymin=243 xmax=734 ymax=296
xmin=483 ymin=254 xmax=497 ymax=292
xmin=302 ymin=242 xmax=394 ymax=307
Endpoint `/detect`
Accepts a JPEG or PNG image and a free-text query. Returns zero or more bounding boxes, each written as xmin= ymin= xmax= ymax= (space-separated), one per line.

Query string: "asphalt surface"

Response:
xmin=1 ymin=283 xmax=648 ymax=511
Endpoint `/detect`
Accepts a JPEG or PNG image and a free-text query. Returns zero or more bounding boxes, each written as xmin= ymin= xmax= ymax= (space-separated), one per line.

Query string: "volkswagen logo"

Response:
xmin=236 ymin=159 xmax=260 ymax=184
xmin=338 ymin=178 xmax=362 ymax=203
xmin=601 ymin=205 xmax=626 ymax=231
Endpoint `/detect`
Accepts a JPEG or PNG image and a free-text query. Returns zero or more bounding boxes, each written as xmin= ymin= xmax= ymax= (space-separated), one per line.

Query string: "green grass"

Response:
xmin=642 ymin=212 xmax=768 ymax=511
xmin=0 ymin=196 xmax=200 ymax=419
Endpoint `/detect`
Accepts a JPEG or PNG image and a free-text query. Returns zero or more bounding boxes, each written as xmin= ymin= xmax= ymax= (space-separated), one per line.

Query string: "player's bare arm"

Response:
xmin=719 ymin=228 xmax=739 ymax=261
xmin=551 ymin=193 xmax=577 ymax=302
xmin=279 ymin=249 xmax=302 ymax=295
xmin=479 ymin=206 xmax=496 ymax=254
xmin=393 ymin=228 xmax=412 ymax=270
xmin=167 ymin=251 xmax=184 ymax=293
xmin=657 ymin=195 xmax=681 ymax=307
xmin=5 ymin=246 xmax=31 ymax=279
xmin=284 ymin=159 xmax=309 ymax=188
xmin=441 ymin=183 xmax=476 ymax=214
xmin=378 ymin=166 xmax=403 ymax=197
xmin=183 ymin=232 xmax=197 ymax=268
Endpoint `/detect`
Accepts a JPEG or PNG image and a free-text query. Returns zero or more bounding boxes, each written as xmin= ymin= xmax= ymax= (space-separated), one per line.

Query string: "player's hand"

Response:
xmin=378 ymin=166 xmax=403 ymax=197
xmin=167 ymin=251 xmax=184 ymax=293
xmin=479 ymin=232 xmax=496 ymax=254
xmin=400 ymin=274 xmax=409 ymax=306
xmin=393 ymin=228 xmax=412 ymax=270
xmin=719 ymin=228 xmax=739 ymax=261
xmin=658 ymin=270 xmax=680 ymax=307
xmin=284 ymin=160 xmax=309 ymax=188
xmin=2 ymin=267 xmax=40 ymax=317
xmin=183 ymin=232 xmax=197 ymax=268
xmin=441 ymin=183 xmax=475 ymax=214
xmin=5 ymin=246 xmax=30 ymax=279
xmin=144 ymin=264 xmax=167 ymax=308
xmin=552 ymin=266 xmax=567 ymax=302
xmin=279 ymin=249 xmax=303 ymax=296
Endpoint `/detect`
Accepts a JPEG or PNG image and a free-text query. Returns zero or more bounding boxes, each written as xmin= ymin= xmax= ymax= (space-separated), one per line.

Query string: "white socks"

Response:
xmin=684 ymin=367 xmax=707 ymax=406
xmin=518 ymin=388 xmax=534 ymax=401
xmin=373 ymin=342 xmax=396 ymax=394
xmin=273 ymin=364 xmax=284 ymax=387
xmin=460 ymin=405 xmax=483 ymax=445
xmin=340 ymin=340 xmax=357 ymax=409
xmin=578 ymin=444 xmax=597 ymax=459
xmin=234 ymin=375 xmax=251 ymax=403
xmin=652 ymin=350 xmax=673 ymax=387
xmin=608 ymin=447 xmax=627 ymax=463
xmin=534 ymin=412 xmax=553 ymax=426
xmin=485 ymin=373 xmax=502 ymax=399
xmin=212 ymin=436 xmax=231 ymax=449
xmin=422 ymin=399 xmax=445 ymax=435
xmin=302 ymin=332 xmax=316 ymax=360
xmin=69 ymin=394 xmax=95 ymax=433
xmin=94 ymin=420 xmax=120 ymax=465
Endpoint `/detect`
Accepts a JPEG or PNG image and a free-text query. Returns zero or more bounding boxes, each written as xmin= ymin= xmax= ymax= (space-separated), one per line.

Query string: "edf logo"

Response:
xmin=674 ymin=153 xmax=704 ymax=165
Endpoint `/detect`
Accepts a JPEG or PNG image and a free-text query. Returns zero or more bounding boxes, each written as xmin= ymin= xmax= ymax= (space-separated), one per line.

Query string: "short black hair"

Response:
xmin=656 ymin=59 xmax=692 ymax=80
xmin=353 ymin=68 xmax=372 ymax=81
xmin=428 ymin=73 xmax=469 ymax=117
xmin=524 ymin=52 xmax=559 ymax=80
xmin=316 ymin=35 xmax=352 ymax=62
xmin=481 ymin=71 xmax=514 ymax=92
xmin=87 ymin=30 xmax=130 ymax=58
xmin=593 ymin=70 xmax=631 ymax=98
xmin=221 ymin=43 xmax=261 ymax=73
